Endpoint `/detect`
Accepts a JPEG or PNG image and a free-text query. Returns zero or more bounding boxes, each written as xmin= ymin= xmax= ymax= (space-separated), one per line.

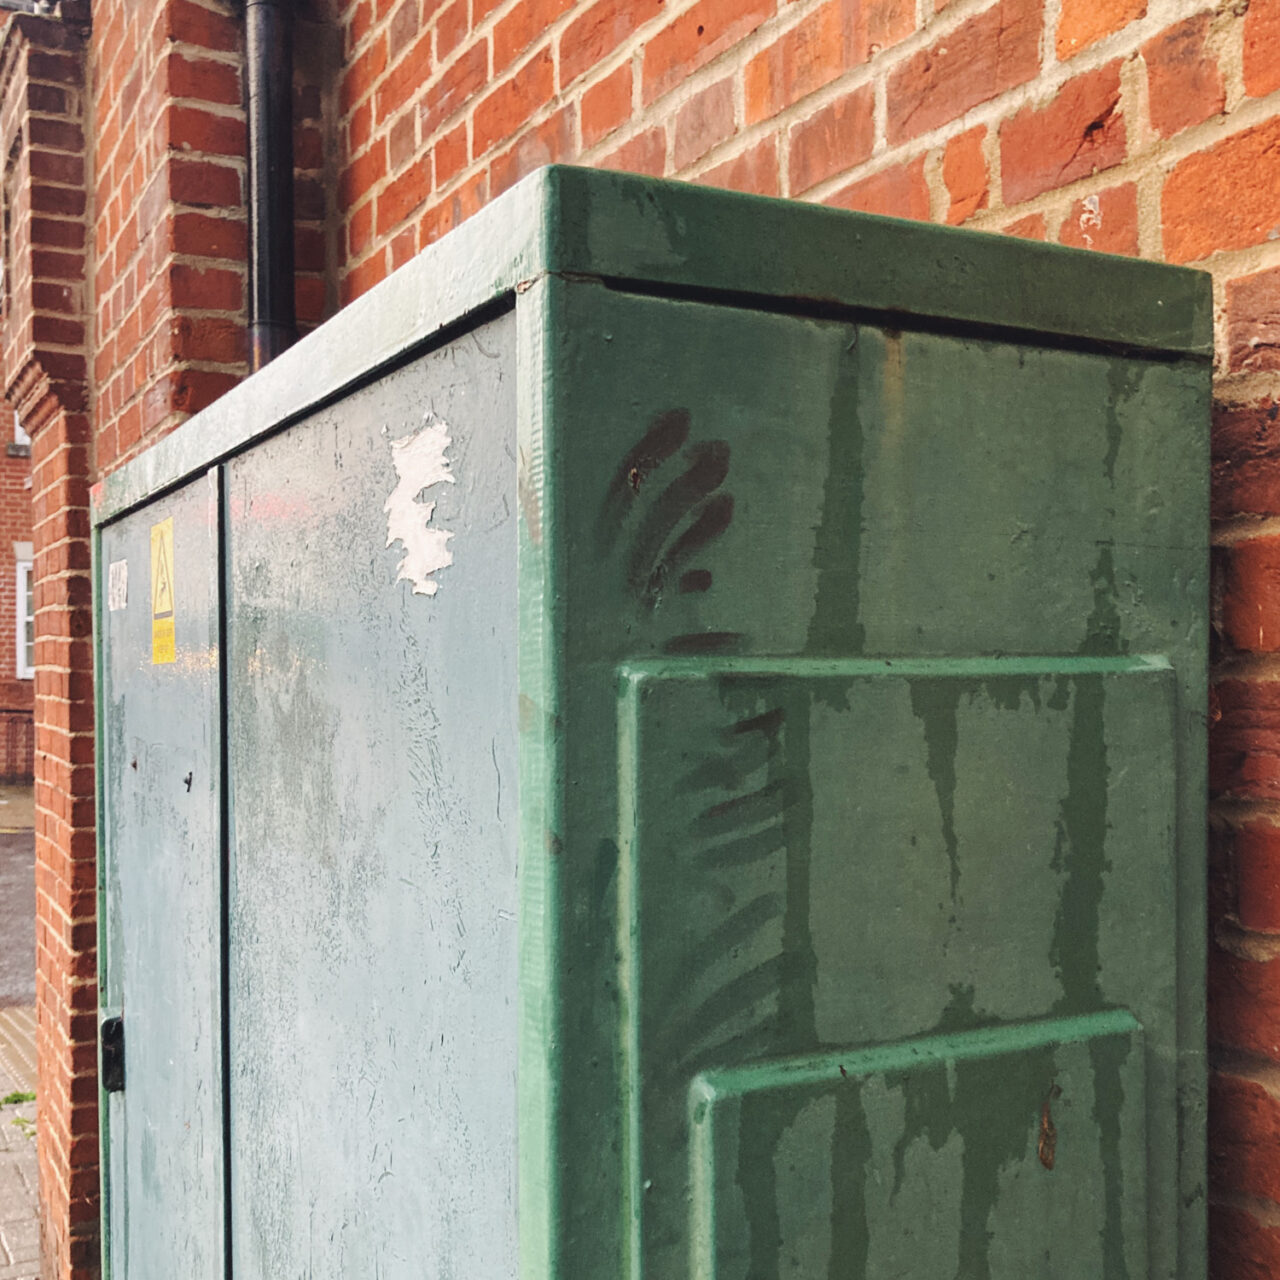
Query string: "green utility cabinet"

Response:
xmin=94 ymin=168 xmax=1210 ymax=1279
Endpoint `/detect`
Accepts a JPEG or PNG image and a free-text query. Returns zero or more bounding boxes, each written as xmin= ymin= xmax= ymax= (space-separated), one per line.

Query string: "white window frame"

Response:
xmin=16 ymin=560 xmax=32 ymax=680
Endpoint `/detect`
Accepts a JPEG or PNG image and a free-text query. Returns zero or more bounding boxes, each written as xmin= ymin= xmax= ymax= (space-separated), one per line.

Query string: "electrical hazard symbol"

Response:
xmin=150 ymin=517 xmax=175 ymax=664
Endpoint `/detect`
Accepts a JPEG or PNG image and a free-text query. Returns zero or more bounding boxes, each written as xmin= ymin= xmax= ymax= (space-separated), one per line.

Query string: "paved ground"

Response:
xmin=0 ymin=791 xmax=33 ymax=836
xmin=0 ymin=788 xmax=41 ymax=1278
xmin=0 ymin=826 xmax=35 ymax=1009
xmin=0 ymin=1015 xmax=37 ymax=1280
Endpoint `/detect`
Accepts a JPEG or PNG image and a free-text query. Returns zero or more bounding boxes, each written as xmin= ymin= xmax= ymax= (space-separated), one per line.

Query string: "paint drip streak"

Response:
xmin=883 ymin=986 xmax=1055 ymax=1280
xmin=1103 ymin=360 xmax=1143 ymax=485
xmin=1081 ymin=545 xmax=1127 ymax=656
xmin=779 ymin=693 xmax=818 ymax=1049
xmin=910 ymin=680 xmax=962 ymax=901
xmin=733 ymin=688 xmax=820 ymax=1280
xmin=806 ymin=329 xmax=866 ymax=657
xmin=828 ymin=1084 xmax=871 ymax=1278
xmin=1052 ymin=676 xmax=1108 ymax=1013
xmin=1054 ymin=673 xmax=1129 ymax=1276
xmin=1091 ymin=1034 xmax=1132 ymax=1278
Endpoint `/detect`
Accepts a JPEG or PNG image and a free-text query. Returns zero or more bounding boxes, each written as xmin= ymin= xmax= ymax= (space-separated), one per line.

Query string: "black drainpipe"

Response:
xmin=245 ymin=0 xmax=296 ymax=371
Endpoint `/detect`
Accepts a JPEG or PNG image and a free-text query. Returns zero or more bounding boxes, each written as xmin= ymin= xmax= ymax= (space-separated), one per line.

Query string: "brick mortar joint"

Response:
xmin=1209 ymin=1189 xmax=1280 ymax=1230
xmin=1210 ymin=1046 xmax=1280 ymax=1093
xmin=1215 ymin=367 xmax=1280 ymax=406
xmin=1216 ymin=916 xmax=1280 ymax=962
xmin=1213 ymin=515 xmax=1280 ymax=548
xmin=1212 ymin=799 xmax=1280 ymax=829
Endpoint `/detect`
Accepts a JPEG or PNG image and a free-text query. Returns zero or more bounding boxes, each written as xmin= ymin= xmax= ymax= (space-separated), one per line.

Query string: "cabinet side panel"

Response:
xmin=225 ymin=311 xmax=519 ymax=1279
xmin=540 ymin=282 xmax=1207 ymax=1279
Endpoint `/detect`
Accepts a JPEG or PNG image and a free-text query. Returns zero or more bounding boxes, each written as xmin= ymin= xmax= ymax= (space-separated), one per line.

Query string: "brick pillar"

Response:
xmin=1209 ymin=393 xmax=1280 ymax=1278
xmin=20 ymin=368 xmax=95 ymax=1280
xmin=0 ymin=11 xmax=94 ymax=1279
xmin=90 ymin=0 xmax=249 ymax=473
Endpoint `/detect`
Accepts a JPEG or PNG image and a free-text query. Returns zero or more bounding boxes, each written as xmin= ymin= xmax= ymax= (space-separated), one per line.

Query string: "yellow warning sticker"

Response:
xmin=150 ymin=517 xmax=175 ymax=664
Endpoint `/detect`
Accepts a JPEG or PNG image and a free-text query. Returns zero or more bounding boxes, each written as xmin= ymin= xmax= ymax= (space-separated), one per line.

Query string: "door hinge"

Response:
xmin=100 ymin=1016 xmax=125 ymax=1093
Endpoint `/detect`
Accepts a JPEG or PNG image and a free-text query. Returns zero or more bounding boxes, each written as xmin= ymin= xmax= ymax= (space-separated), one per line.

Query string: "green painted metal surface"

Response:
xmin=620 ymin=659 xmax=1171 ymax=1279
xmin=93 ymin=168 xmax=1210 ymax=1279
xmin=223 ymin=314 xmax=518 ymax=1278
xmin=691 ymin=1010 xmax=1146 ymax=1279
xmin=534 ymin=279 xmax=1207 ymax=1278
xmin=92 ymin=169 xmax=1210 ymax=527
xmin=97 ymin=472 xmax=225 ymax=1279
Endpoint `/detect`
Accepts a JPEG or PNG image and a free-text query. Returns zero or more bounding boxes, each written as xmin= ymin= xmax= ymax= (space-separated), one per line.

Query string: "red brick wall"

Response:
xmin=0 ymin=28 xmax=39 ymax=786
xmin=21 ymin=0 xmax=1280 ymax=1276
xmin=332 ymin=0 xmax=1280 ymax=289
xmin=0 ymin=15 xmax=43 ymax=728
xmin=0 ymin=11 xmax=91 ymax=1280
xmin=28 ymin=385 xmax=95 ymax=1280
xmin=90 ymin=0 xmax=247 ymax=471
xmin=92 ymin=0 xmax=337 ymax=473
xmin=0 ymin=439 xmax=36 ymax=713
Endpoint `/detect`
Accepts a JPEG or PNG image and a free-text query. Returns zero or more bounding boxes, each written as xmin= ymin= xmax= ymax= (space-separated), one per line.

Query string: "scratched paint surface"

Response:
xmin=537 ymin=280 xmax=1207 ymax=1278
xmin=692 ymin=1011 xmax=1146 ymax=1280
xmin=225 ymin=313 xmax=518 ymax=1279
xmin=99 ymin=471 xmax=224 ymax=1279
xmin=621 ymin=660 xmax=1171 ymax=1279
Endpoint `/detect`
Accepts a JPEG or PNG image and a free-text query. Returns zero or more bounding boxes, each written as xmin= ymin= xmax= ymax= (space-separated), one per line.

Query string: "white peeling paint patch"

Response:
xmin=1077 ymin=194 xmax=1102 ymax=248
xmin=384 ymin=413 xmax=456 ymax=596
xmin=108 ymin=560 xmax=128 ymax=611
xmin=106 ymin=563 xmax=127 ymax=611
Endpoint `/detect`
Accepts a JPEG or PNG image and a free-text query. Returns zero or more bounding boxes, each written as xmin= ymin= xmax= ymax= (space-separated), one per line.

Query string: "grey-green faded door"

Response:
xmin=98 ymin=470 xmax=225 ymax=1279
xmin=223 ymin=313 xmax=518 ymax=1279
xmin=537 ymin=279 xmax=1207 ymax=1279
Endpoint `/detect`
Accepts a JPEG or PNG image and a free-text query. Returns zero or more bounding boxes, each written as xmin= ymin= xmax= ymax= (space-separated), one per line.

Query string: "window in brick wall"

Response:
xmin=16 ymin=560 xmax=32 ymax=679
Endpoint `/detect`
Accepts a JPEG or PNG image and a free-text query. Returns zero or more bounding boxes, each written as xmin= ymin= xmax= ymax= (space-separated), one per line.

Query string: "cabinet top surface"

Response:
xmin=92 ymin=165 xmax=1212 ymax=525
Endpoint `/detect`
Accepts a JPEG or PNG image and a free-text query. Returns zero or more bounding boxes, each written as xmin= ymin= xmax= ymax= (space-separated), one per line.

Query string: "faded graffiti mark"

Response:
xmin=644 ymin=685 xmax=827 ymax=1280
xmin=640 ymin=662 xmax=1142 ymax=1276
xmin=655 ymin=701 xmax=792 ymax=1079
xmin=598 ymin=408 xmax=691 ymax=549
xmin=679 ymin=568 xmax=712 ymax=594
xmin=600 ymin=408 xmax=739 ymax=649
xmin=626 ymin=443 xmax=730 ymax=608
xmin=384 ymin=412 xmax=455 ymax=596
xmin=736 ymin=686 xmax=819 ymax=1280
xmin=636 ymin=696 xmax=798 ymax=1279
